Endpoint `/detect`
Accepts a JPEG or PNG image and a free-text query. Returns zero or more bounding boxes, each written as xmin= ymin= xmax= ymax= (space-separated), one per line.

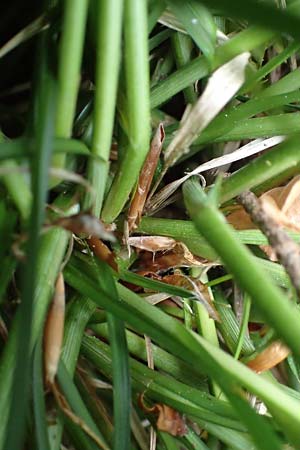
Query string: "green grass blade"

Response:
xmin=201 ymin=0 xmax=300 ymax=40
xmin=167 ymin=0 xmax=216 ymax=65
xmin=85 ymin=0 xmax=124 ymax=215
xmin=57 ymin=362 xmax=110 ymax=450
xmin=183 ymin=178 xmax=300 ymax=358
xmin=93 ymin=258 xmax=131 ymax=450
xmin=220 ymin=135 xmax=300 ymax=204
xmin=0 ymin=201 xmax=70 ymax=449
xmin=64 ymin=258 xmax=292 ymax=447
xmin=49 ymin=295 xmax=97 ymax=450
xmin=101 ymin=0 xmax=150 ymax=222
xmin=54 ymin=0 xmax=88 ymax=139
xmin=92 ymin=323 xmax=207 ymax=389
xmin=33 ymin=336 xmax=51 ymax=450
xmin=2 ymin=30 xmax=57 ymax=450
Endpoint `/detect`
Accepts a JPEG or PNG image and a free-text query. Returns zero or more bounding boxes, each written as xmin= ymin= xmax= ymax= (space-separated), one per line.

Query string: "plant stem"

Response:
xmin=220 ymin=135 xmax=300 ymax=204
xmin=85 ymin=0 xmax=124 ymax=216
xmin=183 ymin=178 xmax=300 ymax=356
xmin=101 ymin=0 xmax=150 ymax=222
xmin=238 ymin=190 xmax=300 ymax=295
xmin=52 ymin=0 xmax=88 ymax=177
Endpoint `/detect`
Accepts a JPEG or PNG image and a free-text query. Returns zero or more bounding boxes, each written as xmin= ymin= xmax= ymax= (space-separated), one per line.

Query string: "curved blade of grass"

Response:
xmin=82 ymin=336 xmax=240 ymax=429
xmin=202 ymin=112 xmax=300 ymax=143
xmin=33 ymin=336 xmax=51 ymax=450
xmin=197 ymin=90 xmax=300 ymax=145
xmin=0 ymin=197 xmax=70 ymax=449
xmin=167 ymin=0 xmax=216 ymax=65
xmin=64 ymin=258 xmax=295 ymax=447
xmin=214 ymin=290 xmax=255 ymax=357
xmin=220 ymin=135 xmax=300 ymax=204
xmin=234 ymin=294 xmax=252 ymax=360
xmin=49 ymin=295 xmax=97 ymax=450
xmin=2 ymin=28 xmax=57 ymax=450
xmin=85 ymin=0 xmax=124 ymax=215
xmin=241 ymin=40 xmax=300 ymax=93
xmin=101 ymin=0 xmax=150 ymax=222
xmin=81 ymin=336 xmax=278 ymax=450
xmin=183 ymin=177 xmax=300 ymax=358
xmin=57 ymin=361 xmax=110 ymax=450
xmin=93 ymin=258 xmax=131 ymax=450
xmin=62 ymin=295 xmax=97 ymax=374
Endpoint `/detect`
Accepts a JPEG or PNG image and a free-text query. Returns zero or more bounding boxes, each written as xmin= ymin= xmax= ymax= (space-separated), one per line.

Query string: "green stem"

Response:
xmin=49 ymin=295 xmax=97 ymax=450
xmin=52 ymin=0 xmax=88 ymax=175
xmin=85 ymin=0 xmax=124 ymax=216
xmin=0 ymin=132 xmax=32 ymax=221
xmin=3 ymin=32 xmax=57 ymax=450
xmin=0 ymin=203 xmax=70 ymax=449
xmin=220 ymin=135 xmax=300 ymax=204
xmin=64 ymin=258 xmax=296 ymax=446
xmin=234 ymin=294 xmax=252 ymax=360
xmin=101 ymin=0 xmax=150 ymax=222
xmin=183 ymin=177 xmax=300 ymax=357
xmin=171 ymin=32 xmax=197 ymax=104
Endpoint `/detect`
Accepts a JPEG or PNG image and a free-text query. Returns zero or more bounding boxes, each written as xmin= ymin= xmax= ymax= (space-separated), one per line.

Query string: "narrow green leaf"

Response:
xmin=93 ymin=258 xmax=131 ymax=450
xmin=167 ymin=0 xmax=216 ymax=64
xmin=32 ymin=336 xmax=51 ymax=450
xmin=57 ymin=362 xmax=109 ymax=450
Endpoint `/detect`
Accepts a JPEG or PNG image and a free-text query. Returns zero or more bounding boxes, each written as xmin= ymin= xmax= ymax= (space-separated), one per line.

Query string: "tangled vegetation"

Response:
xmin=1 ymin=1 xmax=300 ymax=449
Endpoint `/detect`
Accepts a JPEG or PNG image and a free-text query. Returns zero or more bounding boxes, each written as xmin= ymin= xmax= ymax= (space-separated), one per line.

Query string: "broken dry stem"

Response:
xmin=238 ymin=190 xmax=300 ymax=295
xmin=127 ymin=123 xmax=164 ymax=233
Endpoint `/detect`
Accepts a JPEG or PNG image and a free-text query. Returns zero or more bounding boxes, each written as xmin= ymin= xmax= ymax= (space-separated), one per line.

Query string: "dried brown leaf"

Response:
xmin=88 ymin=236 xmax=118 ymax=271
xmin=246 ymin=341 xmax=290 ymax=373
xmin=130 ymin=237 xmax=206 ymax=267
xmin=44 ymin=273 xmax=65 ymax=386
xmin=227 ymin=176 xmax=300 ymax=260
xmin=127 ymin=124 xmax=164 ymax=233
xmin=162 ymin=274 xmax=219 ymax=320
xmin=138 ymin=394 xmax=187 ymax=437
xmin=55 ymin=213 xmax=115 ymax=241
xmin=227 ymin=176 xmax=300 ymax=231
xmin=156 ymin=404 xmax=187 ymax=437
xmin=128 ymin=236 xmax=177 ymax=253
